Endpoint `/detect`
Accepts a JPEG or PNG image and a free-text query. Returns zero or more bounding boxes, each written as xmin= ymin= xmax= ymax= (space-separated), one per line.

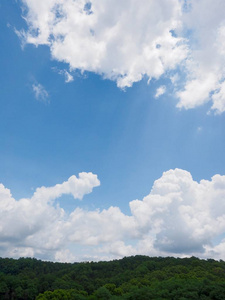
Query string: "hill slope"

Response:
xmin=0 ymin=255 xmax=225 ymax=299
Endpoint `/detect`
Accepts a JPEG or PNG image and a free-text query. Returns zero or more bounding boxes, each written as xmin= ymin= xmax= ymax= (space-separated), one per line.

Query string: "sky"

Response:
xmin=0 ymin=0 xmax=225 ymax=262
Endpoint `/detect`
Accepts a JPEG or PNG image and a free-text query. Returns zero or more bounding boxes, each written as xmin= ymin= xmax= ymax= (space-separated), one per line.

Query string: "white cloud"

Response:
xmin=19 ymin=0 xmax=187 ymax=88
xmin=175 ymin=0 xmax=225 ymax=113
xmin=64 ymin=70 xmax=74 ymax=83
xmin=1 ymin=169 xmax=225 ymax=261
xmin=32 ymin=172 xmax=100 ymax=202
xmin=0 ymin=173 xmax=100 ymax=260
xmin=211 ymin=80 xmax=225 ymax=114
xmin=32 ymin=83 xmax=49 ymax=102
xmin=176 ymin=74 xmax=217 ymax=110
xmin=155 ymin=85 xmax=166 ymax=98
xmin=55 ymin=249 xmax=76 ymax=263
xmin=170 ymin=73 xmax=179 ymax=85
xmin=18 ymin=0 xmax=225 ymax=113
xmin=53 ymin=68 xmax=74 ymax=83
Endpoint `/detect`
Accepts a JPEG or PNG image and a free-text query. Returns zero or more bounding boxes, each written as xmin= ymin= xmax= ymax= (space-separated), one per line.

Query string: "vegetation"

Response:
xmin=0 ymin=255 xmax=225 ymax=299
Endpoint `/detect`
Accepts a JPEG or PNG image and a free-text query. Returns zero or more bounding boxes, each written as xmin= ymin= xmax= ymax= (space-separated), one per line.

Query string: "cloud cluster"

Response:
xmin=18 ymin=0 xmax=225 ymax=113
xmin=0 ymin=173 xmax=100 ymax=261
xmin=19 ymin=1 xmax=185 ymax=88
xmin=130 ymin=169 xmax=225 ymax=257
xmin=1 ymin=169 xmax=225 ymax=262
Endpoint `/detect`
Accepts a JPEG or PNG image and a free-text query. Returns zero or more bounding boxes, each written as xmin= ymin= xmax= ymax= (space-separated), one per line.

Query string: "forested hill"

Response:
xmin=0 ymin=256 xmax=225 ymax=299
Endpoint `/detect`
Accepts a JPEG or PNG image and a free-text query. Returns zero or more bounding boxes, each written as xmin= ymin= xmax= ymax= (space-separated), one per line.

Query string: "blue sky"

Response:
xmin=1 ymin=0 xmax=225 ymax=262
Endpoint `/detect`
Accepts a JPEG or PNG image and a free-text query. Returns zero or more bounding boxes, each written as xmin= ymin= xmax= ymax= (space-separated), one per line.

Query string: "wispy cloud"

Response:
xmin=64 ymin=70 xmax=74 ymax=83
xmin=52 ymin=67 xmax=74 ymax=83
xmin=32 ymin=83 xmax=49 ymax=103
xmin=155 ymin=85 xmax=166 ymax=98
xmin=197 ymin=126 xmax=203 ymax=133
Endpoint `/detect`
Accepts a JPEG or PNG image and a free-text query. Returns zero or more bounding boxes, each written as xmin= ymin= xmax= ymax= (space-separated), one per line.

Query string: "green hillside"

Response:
xmin=0 ymin=256 xmax=225 ymax=299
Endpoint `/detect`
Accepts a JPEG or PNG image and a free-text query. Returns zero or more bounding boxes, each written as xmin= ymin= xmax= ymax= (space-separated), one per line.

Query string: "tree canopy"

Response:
xmin=0 ymin=255 xmax=225 ymax=299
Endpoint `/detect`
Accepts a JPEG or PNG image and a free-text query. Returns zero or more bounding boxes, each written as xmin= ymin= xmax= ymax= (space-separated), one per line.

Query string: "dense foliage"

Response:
xmin=0 ymin=255 xmax=225 ymax=299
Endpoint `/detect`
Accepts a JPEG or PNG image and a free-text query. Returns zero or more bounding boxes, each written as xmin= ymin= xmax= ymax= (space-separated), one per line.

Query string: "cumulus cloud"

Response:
xmin=19 ymin=0 xmax=187 ymax=87
xmin=1 ymin=169 xmax=225 ymax=262
xmin=32 ymin=83 xmax=49 ymax=102
xmin=32 ymin=172 xmax=100 ymax=202
xmin=18 ymin=0 xmax=225 ymax=113
xmin=175 ymin=0 xmax=225 ymax=113
xmin=0 ymin=173 xmax=100 ymax=261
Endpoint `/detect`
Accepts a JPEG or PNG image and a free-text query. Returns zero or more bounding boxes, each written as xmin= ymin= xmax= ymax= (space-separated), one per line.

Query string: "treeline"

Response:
xmin=0 ymin=255 xmax=225 ymax=299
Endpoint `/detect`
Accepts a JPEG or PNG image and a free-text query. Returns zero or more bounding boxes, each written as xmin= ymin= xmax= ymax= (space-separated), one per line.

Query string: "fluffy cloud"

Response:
xmin=130 ymin=169 xmax=225 ymax=256
xmin=19 ymin=1 xmax=187 ymax=86
xmin=32 ymin=172 xmax=100 ymax=202
xmin=0 ymin=173 xmax=100 ymax=261
xmin=1 ymin=169 xmax=225 ymax=262
xmin=18 ymin=0 xmax=225 ymax=113
xmin=176 ymin=0 xmax=225 ymax=113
